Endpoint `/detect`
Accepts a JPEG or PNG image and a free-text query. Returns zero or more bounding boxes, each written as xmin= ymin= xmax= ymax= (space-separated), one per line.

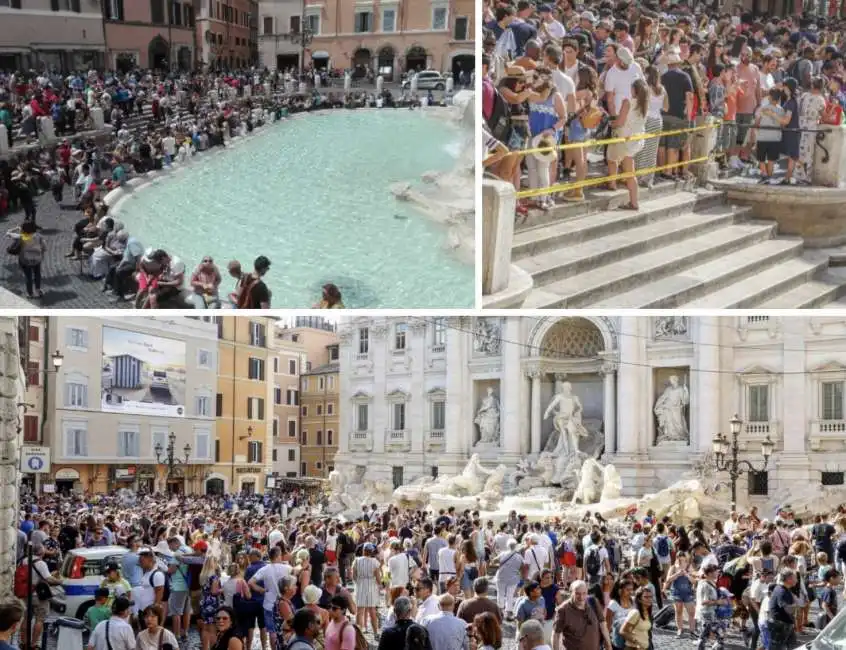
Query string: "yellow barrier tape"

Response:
xmin=520 ymin=121 xmax=722 ymax=156
xmin=515 ymin=156 xmax=710 ymax=199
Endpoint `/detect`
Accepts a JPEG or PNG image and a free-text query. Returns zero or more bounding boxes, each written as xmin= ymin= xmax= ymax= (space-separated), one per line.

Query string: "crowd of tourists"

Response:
xmin=482 ymin=0 xmax=846 ymax=217
xmin=11 ymin=484 xmax=846 ymax=650
xmin=0 ymin=66 xmax=451 ymax=307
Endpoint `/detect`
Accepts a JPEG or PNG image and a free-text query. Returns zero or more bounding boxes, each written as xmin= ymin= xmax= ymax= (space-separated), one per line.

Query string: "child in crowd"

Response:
xmin=754 ymin=87 xmax=787 ymax=184
xmin=84 ymin=588 xmax=112 ymax=630
xmin=818 ymin=568 xmax=840 ymax=630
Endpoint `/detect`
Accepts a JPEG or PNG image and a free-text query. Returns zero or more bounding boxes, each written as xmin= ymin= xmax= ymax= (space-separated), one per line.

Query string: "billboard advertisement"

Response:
xmin=101 ymin=327 xmax=187 ymax=417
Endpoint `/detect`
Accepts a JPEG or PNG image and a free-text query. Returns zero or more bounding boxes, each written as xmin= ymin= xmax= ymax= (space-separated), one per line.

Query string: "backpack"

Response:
xmin=835 ymin=537 xmax=846 ymax=565
xmin=149 ymin=568 xmax=172 ymax=601
xmin=340 ymin=532 xmax=357 ymax=556
xmin=340 ymin=619 xmax=368 ymax=650
xmin=585 ymin=546 xmax=601 ymax=577
xmin=485 ymin=86 xmax=513 ymax=144
xmin=656 ymin=535 xmax=670 ymax=558
xmin=13 ymin=563 xmax=30 ymax=599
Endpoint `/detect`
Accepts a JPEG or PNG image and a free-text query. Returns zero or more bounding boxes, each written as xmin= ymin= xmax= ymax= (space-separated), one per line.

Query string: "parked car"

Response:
xmin=50 ymin=546 xmax=129 ymax=620
xmin=402 ymin=71 xmax=446 ymax=91
xmin=796 ymin=606 xmax=846 ymax=650
xmin=150 ymin=370 xmax=169 ymax=391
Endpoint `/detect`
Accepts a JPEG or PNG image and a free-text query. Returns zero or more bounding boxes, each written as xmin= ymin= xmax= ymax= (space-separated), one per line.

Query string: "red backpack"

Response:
xmin=13 ymin=563 xmax=30 ymax=599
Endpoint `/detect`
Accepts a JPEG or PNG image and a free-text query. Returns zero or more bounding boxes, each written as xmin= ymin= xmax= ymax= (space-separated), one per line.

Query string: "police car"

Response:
xmin=50 ymin=546 xmax=129 ymax=620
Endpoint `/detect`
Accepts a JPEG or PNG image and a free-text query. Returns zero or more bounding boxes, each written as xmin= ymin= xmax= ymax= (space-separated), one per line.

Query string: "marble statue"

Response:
xmin=654 ymin=316 xmax=688 ymax=339
xmin=600 ymin=464 xmax=622 ymax=501
xmin=654 ymin=375 xmax=690 ymax=443
xmin=474 ymin=387 xmax=501 ymax=445
xmin=543 ymin=381 xmax=590 ymax=460
xmin=571 ymin=458 xmax=605 ymax=504
xmin=474 ymin=318 xmax=501 ymax=355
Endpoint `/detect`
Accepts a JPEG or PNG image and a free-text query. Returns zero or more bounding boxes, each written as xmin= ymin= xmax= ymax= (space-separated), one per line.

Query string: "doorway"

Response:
xmin=405 ymin=46 xmax=427 ymax=73
xmin=352 ymin=48 xmax=371 ymax=78
xmin=276 ymin=54 xmax=298 ymax=72
xmin=206 ymin=478 xmax=225 ymax=496
xmin=451 ymin=54 xmax=474 ymax=85
xmin=242 ymin=480 xmax=255 ymax=495
xmin=377 ymin=46 xmax=395 ymax=81
xmin=148 ymin=36 xmax=170 ymax=71
xmin=55 ymin=480 xmax=75 ymax=495
xmin=392 ymin=466 xmax=404 ymax=489
xmin=166 ymin=479 xmax=183 ymax=495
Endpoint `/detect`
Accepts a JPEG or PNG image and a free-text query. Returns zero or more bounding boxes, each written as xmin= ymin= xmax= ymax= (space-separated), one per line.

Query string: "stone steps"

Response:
xmin=681 ymin=252 xmax=834 ymax=308
xmin=591 ymin=238 xmax=806 ymax=308
xmin=512 ymin=190 xmax=725 ymax=261
xmin=517 ymin=203 xmax=742 ymax=289
xmin=513 ymin=181 xmax=846 ymax=309
xmin=523 ymin=221 xmax=775 ymax=309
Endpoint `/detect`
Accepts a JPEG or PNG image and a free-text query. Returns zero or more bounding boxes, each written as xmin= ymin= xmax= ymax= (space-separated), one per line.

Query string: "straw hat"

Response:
xmin=530 ymin=133 xmax=558 ymax=164
xmin=302 ymin=584 xmax=323 ymax=605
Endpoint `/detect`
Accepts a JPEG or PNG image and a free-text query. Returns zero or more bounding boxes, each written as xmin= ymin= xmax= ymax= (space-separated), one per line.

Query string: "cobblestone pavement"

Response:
xmin=0 ymin=192 xmax=127 ymax=308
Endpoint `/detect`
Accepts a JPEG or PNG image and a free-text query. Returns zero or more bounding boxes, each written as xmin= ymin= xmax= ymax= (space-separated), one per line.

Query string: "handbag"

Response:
xmin=32 ymin=564 xmax=52 ymax=601
xmin=7 ymin=238 xmax=21 ymax=256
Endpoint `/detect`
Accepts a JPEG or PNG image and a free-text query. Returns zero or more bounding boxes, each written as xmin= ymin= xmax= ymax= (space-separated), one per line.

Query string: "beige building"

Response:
xmin=257 ymin=0 xmax=303 ymax=71
xmin=212 ymin=316 xmax=275 ymax=495
xmin=45 ymin=317 xmax=219 ymax=495
xmin=302 ymin=0 xmax=474 ymax=81
xmin=0 ymin=0 xmax=106 ymax=71
xmin=271 ymin=328 xmax=306 ymax=478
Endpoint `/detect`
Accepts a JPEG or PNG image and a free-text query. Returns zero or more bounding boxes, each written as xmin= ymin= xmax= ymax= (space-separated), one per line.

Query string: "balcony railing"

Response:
xmin=385 ymin=428 xmax=411 ymax=452
xmin=349 ymin=430 xmax=372 ymax=452
xmin=426 ymin=429 xmax=445 ymax=451
xmin=810 ymin=419 xmax=846 ymax=450
xmin=355 ymin=352 xmax=369 ymax=361
xmin=744 ymin=422 xmax=771 ymax=435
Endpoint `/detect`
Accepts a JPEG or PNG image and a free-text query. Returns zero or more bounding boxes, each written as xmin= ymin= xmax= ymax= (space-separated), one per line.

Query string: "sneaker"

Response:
xmin=758 ymin=176 xmax=770 ymax=184
xmin=562 ymin=189 xmax=585 ymax=202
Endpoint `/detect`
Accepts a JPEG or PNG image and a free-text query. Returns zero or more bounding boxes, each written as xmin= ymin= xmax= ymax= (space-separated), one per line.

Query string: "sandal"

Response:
xmin=618 ymin=202 xmax=639 ymax=211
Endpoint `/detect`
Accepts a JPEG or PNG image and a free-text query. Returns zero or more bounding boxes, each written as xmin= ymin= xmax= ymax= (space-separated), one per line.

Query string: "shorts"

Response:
xmin=718 ymin=120 xmax=737 ymax=152
xmin=263 ymin=608 xmax=277 ymax=633
xmin=757 ymin=140 xmax=781 ymax=162
xmin=736 ymin=113 xmax=755 ymax=145
xmin=671 ymin=590 xmax=695 ymax=604
xmin=660 ymin=115 xmax=691 ymax=150
xmin=168 ymin=590 xmax=192 ymax=616
xmin=25 ymin=597 xmax=49 ymax=621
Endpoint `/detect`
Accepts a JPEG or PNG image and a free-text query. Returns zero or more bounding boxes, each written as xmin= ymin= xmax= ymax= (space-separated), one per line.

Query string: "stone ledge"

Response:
xmin=711 ymin=179 xmax=846 ymax=248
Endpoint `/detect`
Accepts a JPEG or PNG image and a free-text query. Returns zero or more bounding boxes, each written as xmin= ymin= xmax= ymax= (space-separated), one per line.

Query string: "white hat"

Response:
xmin=530 ymin=133 xmax=558 ymax=164
xmin=665 ymin=52 xmax=682 ymax=65
xmin=581 ymin=10 xmax=597 ymax=23
xmin=302 ymin=584 xmax=323 ymax=605
xmin=616 ymin=46 xmax=634 ymax=67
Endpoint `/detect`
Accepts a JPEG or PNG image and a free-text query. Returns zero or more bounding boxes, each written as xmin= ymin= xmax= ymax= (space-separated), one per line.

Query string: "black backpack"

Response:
xmin=835 ymin=537 xmax=846 ymax=565
xmin=149 ymin=568 xmax=172 ymax=601
xmin=585 ymin=546 xmax=601 ymax=577
xmin=485 ymin=86 xmax=513 ymax=144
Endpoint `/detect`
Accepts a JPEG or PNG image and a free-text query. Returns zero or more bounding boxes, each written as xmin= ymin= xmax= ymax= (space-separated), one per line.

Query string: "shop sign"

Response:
xmin=236 ymin=467 xmax=262 ymax=474
xmin=55 ymin=468 xmax=80 ymax=480
xmin=20 ymin=446 xmax=50 ymax=474
xmin=42 ymin=484 xmax=56 ymax=493
xmin=115 ymin=467 xmax=136 ymax=480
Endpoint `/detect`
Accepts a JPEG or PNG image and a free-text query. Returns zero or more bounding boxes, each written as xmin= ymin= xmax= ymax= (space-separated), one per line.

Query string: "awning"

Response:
xmin=312 ymin=51 xmax=330 ymax=59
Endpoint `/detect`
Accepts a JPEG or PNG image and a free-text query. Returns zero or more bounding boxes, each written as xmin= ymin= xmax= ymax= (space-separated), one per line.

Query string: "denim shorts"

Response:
xmin=263 ymin=608 xmax=277 ymax=633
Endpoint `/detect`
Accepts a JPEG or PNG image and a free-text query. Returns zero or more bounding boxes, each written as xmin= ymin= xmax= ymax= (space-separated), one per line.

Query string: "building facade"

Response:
xmin=196 ymin=0 xmax=257 ymax=69
xmin=45 ymin=317 xmax=218 ymax=495
xmin=18 ymin=316 xmax=47 ymax=494
xmin=213 ymin=316 xmax=274 ymax=495
xmin=0 ymin=0 xmax=106 ymax=72
xmin=302 ymin=0 xmax=474 ymax=81
xmin=334 ymin=315 xmax=846 ymax=508
xmin=103 ymin=0 xmax=196 ymax=71
xmin=271 ymin=327 xmax=305 ymax=478
xmin=257 ymin=0 xmax=302 ymax=71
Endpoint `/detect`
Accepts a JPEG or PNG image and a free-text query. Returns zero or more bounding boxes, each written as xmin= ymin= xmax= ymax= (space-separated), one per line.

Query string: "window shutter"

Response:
xmin=247 ymin=398 xmax=253 ymax=420
xmin=51 ymin=0 xmax=60 ymax=11
xmin=23 ymin=416 xmax=38 ymax=443
xmin=80 ymin=431 xmax=88 ymax=456
xmin=118 ymin=0 xmax=124 ymax=20
xmin=65 ymin=430 xmax=74 ymax=457
xmin=10 ymin=0 xmax=22 ymax=8
xmin=258 ymin=398 xmax=264 ymax=421
xmin=257 ymin=442 xmax=263 ymax=463
xmin=71 ymin=0 xmax=80 ymax=12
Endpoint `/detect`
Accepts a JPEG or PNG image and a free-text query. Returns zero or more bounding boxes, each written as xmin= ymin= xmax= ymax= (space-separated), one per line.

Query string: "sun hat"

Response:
xmin=616 ymin=46 xmax=634 ymax=66
xmin=581 ymin=10 xmax=597 ymax=23
xmin=302 ymin=584 xmax=323 ymax=605
xmin=530 ymin=133 xmax=558 ymax=164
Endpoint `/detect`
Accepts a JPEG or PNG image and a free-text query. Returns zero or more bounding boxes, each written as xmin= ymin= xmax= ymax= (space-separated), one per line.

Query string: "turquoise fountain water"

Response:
xmin=116 ymin=110 xmax=474 ymax=308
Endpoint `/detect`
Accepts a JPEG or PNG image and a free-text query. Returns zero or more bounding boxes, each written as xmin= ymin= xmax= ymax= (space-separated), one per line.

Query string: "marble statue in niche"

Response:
xmin=474 ymin=387 xmax=501 ymax=445
xmin=474 ymin=318 xmax=502 ymax=355
xmin=654 ymin=316 xmax=689 ymax=339
xmin=654 ymin=374 xmax=690 ymax=443
xmin=541 ymin=381 xmax=591 ymax=483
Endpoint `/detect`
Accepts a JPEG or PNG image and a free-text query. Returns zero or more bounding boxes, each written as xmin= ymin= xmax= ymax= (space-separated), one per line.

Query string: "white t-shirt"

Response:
xmin=543 ymin=19 xmax=567 ymax=40
xmin=438 ymin=547 xmax=457 ymax=577
xmin=137 ymin=568 xmax=165 ymax=611
xmin=162 ymin=136 xmax=176 ymax=156
xmin=604 ymin=63 xmax=644 ymax=115
xmin=388 ymin=552 xmax=416 ymax=588
xmin=550 ymin=69 xmax=575 ymax=114
xmin=253 ymin=562 xmax=292 ymax=610
xmin=416 ymin=594 xmax=441 ymax=623
xmin=563 ymin=62 xmax=580 ymax=83
xmin=524 ymin=545 xmax=549 ymax=576
xmin=494 ymin=532 xmax=511 ymax=554
xmin=88 ymin=617 xmax=136 ymax=650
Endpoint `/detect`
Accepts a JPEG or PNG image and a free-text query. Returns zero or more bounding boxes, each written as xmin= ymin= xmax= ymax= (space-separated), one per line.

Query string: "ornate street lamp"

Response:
xmin=711 ymin=414 xmax=774 ymax=510
xmin=155 ymin=431 xmax=191 ymax=481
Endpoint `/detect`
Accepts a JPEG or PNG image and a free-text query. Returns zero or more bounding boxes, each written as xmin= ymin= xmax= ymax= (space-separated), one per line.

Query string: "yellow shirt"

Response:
xmin=624 ymin=610 xmax=651 ymax=650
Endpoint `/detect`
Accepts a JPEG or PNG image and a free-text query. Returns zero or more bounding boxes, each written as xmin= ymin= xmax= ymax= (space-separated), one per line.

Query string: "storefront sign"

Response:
xmin=42 ymin=484 xmax=55 ymax=493
xmin=115 ymin=467 xmax=136 ymax=480
xmin=20 ymin=446 xmax=50 ymax=474
xmin=236 ymin=467 xmax=262 ymax=474
xmin=55 ymin=468 xmax=80 ymax=481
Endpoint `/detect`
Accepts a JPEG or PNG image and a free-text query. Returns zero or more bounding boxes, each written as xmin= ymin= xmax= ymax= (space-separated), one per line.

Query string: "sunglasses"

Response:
xmin=215 ymin=615 xmax=230 ymax=621
xmin=329 ymin=605 xmax=343 ymax=611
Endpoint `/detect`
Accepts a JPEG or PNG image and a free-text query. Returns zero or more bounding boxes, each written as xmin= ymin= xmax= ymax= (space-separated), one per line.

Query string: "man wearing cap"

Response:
xmin=101 ymin=562 xmax=132 ymax=607
xmin=659 ymin=49 xmax=694 ymax=178
xmin=538 ymin=5 xmax=566 ymax=41
xmin=137 ymin=550 xmax=166 ymax=616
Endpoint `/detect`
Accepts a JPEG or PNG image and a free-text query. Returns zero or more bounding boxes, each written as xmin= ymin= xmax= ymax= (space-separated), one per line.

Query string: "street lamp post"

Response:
xmin=154 ymin=431 xmax=191 ymax=494
xmin=710 ymin=414 xmax=775 ymax=511
xmin=291 ymin=0 xmax=314 ymax=81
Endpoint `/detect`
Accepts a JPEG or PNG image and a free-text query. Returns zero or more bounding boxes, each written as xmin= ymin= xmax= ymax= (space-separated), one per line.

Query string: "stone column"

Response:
xmin=409 ymin=322 xmax=427 ymax=455
xmin=602 ymin=364 xmax=617 ymax=457
xmin=337 ymin=329 xmax=353 ymax=456
xmin=782 ymin=318 xmax=807 ymax=454
xmin=0 ymin=318 xmax=22 ymax=597
xmin=617 ymin=317 xmax=641 ymax=454
xmin=445 ymin=318 xmax=467 ymax=455
xmin=500 ymin=318 xmax=521 ymax=456
xmin=529 ymin=370 xmax=542 ymax=455
xmin=695 ymin=316 xmax=721 ymax=453
xmin=371 ymin=322 xmax=388 ymax=455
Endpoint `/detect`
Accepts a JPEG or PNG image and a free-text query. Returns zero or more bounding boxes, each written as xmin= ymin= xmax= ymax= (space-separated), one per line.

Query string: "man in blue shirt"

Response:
xmin=243 ymin=548 xmax=268 ymax=648
xmin=768 ymin=570 xmax=798 ymax=650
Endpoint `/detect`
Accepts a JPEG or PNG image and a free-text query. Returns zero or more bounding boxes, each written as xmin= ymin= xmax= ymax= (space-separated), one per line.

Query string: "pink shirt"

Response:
xmin=324 ymin=620 xmax=356 ymax=650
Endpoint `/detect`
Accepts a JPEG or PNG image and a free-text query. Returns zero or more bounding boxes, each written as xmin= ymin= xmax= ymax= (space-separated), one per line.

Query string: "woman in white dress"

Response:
xmin=352 ymin=543 xmax=382 ymax=635
xmin=606 ymin=78 xmax=650 ymax=211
